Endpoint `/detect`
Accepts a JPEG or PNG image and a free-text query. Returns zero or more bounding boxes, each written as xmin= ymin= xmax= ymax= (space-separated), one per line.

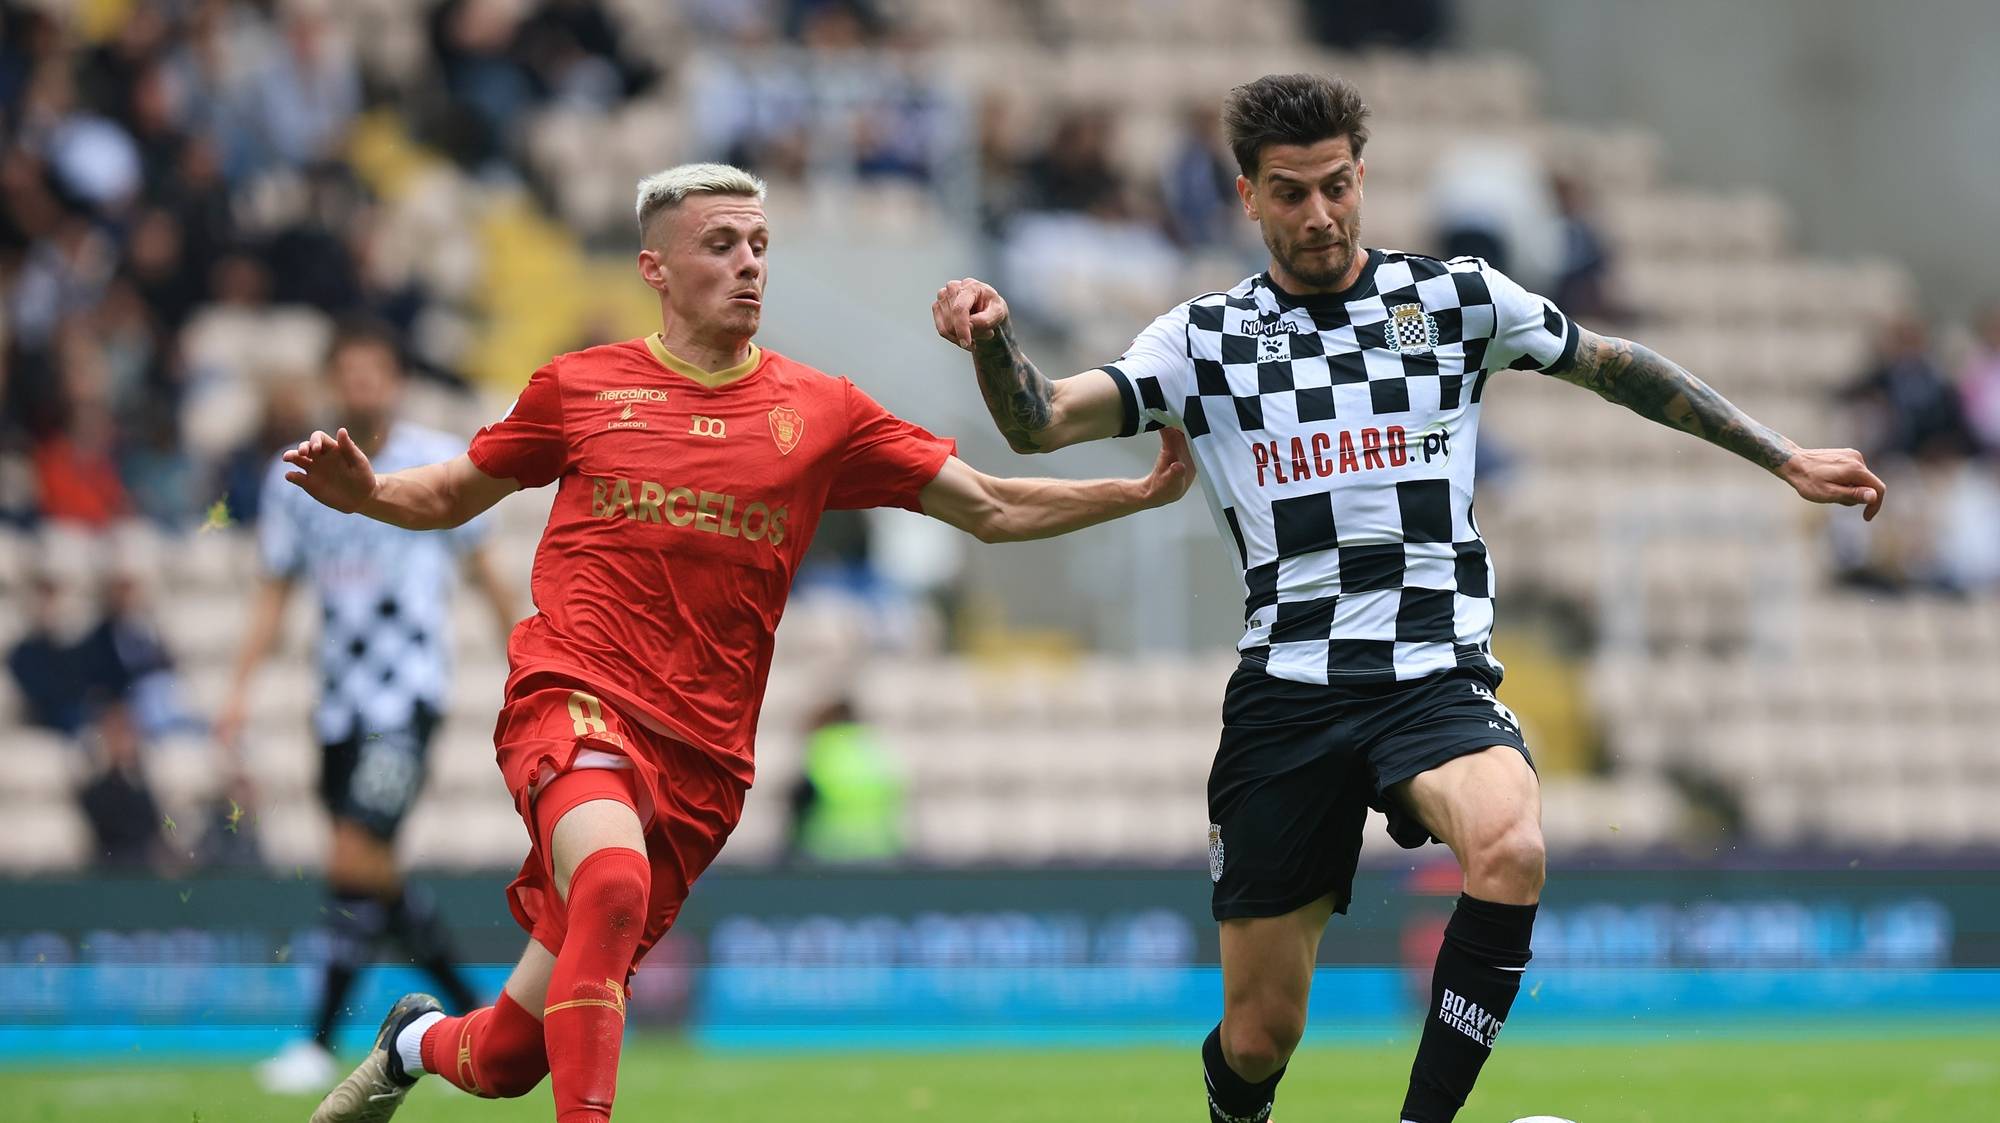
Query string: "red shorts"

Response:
xmin=495 ymin=675 xmax=748 ymax=964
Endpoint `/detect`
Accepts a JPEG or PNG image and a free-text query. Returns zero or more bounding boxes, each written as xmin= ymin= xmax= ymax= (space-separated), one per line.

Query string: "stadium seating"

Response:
xmin=4 ymin=0 xmax=1994 ymax=875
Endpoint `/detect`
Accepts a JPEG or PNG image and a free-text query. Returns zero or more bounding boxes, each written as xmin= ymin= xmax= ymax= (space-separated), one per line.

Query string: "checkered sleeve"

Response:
xmin=256 ymin=455 xmax=304 ymax=579
xmin=1477 ymin=261 xmax=1580 ymax=374
xmin=1099 ymin=307 xmax=1194 ymax=438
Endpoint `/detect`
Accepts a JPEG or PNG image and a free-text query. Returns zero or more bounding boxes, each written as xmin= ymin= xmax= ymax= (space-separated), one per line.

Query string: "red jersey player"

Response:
xmin=292 ymin=163 xmax=1193 ymax=1123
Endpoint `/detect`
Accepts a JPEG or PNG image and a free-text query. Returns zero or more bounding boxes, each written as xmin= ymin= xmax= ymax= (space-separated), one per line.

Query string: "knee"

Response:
xmin=1469 ymin=822 xmax=1546 ymax=901
xmin=1221 ymin=1006 xmax=1305 ymax=1082
xmin=567 ymin=847 xmax=650 ymax=932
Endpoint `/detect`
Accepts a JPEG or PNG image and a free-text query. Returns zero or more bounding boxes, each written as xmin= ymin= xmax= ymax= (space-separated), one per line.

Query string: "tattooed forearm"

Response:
xmin=971 ymin=321 xmax=1057 ymax=453
xmin=1558 ymin=331 xmax=1795 ymax=472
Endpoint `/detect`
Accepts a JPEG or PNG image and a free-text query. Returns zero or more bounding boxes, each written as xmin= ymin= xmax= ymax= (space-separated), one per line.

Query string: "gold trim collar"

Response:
xmin=645 ymin=334 xmax=761 ymax=389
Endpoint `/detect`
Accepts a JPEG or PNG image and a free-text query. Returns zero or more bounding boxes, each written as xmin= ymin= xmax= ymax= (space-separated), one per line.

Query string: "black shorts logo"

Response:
xmin=1208 ymin=823 xmax=1225 ymax=883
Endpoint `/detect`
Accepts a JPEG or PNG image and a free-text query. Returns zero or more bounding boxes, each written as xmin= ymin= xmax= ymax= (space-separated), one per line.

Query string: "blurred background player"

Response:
xmin=287 ymin=163 xmax=1193 ymax=1123
xmin=784 ymin=694 xmax=907 ymax=865
xmin=215 ymin=319 xmax=519 ymax=1094
xmin=933 ymin=73 xmax=1885 ymax=1123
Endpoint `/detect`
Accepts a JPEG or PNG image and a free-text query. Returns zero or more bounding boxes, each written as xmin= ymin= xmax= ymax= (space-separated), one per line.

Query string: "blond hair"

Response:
xmin=635 ymin=163 xmax=767 ymax=239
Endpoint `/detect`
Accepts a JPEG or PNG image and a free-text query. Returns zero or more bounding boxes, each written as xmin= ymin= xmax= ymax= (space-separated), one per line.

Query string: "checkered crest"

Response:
xmin=1388 ymin=303 xmax=1439 ymax=355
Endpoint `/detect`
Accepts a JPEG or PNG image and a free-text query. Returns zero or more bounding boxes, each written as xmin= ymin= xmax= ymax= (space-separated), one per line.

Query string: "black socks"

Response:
xmin=1401 ymin=894 xmax=1537 ymax=1123
xmin=1202 ymin=1024 xmax=1285 ymax=1123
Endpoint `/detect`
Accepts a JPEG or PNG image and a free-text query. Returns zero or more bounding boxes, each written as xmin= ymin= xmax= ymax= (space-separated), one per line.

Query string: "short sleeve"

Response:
xmin=256 ymin=457 xmax=303 ymax=578
xmin=468 ymin=362 xmax=567 ymax=488
xmin=1099 ymin=308 xmax=1194 ymax=437
xmin=1475 ymin=261 xmax=1580 ymax=374
xmin=826 ymin=381 xmax=956 ymax=512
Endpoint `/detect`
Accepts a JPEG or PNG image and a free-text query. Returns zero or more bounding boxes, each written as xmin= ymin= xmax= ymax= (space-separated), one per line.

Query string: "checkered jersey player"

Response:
xmin=290 ymin=163 xmax=1194 ymax=1123
xmin=218 ymin=321 xmax=518 ymax=1095
xmin=933 ymin=74 xmax=1886 ymax=1123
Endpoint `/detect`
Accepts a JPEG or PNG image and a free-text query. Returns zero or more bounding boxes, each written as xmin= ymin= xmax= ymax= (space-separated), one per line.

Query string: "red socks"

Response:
xmin=419 ymin=991 xmax=548 ymax=1098
xmin=543 ymin=846 xmax=651 ymax=1123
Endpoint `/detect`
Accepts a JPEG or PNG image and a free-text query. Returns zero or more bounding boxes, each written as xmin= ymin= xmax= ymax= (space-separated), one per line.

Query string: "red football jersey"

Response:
xmin=468 ymin=334 xmax=955 ymax=781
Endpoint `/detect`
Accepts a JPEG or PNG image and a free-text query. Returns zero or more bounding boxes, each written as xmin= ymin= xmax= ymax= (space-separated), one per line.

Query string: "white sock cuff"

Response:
xmin=396 ymin=1010 xmax=447 ymax=1075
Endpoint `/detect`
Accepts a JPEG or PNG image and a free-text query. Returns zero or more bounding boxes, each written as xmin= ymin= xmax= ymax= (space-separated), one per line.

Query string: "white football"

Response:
xmin=1509 ymin=1117 xmax=1577 ymax=1123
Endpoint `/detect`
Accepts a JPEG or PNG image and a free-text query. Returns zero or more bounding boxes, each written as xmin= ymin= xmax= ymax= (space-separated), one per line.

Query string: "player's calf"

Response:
xmin=409 ymin=992 xmax=549 ymax=1098
xmin=544 ymin=845 xmax=650 ymax=1123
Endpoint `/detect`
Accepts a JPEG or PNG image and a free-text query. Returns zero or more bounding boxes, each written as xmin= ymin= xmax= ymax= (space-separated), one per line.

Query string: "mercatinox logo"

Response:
xmin=1251 ymin=423 xmax=1451 ymax=487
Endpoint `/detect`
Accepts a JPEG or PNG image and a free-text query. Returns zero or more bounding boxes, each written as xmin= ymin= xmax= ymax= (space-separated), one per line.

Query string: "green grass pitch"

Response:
xmin=5 ymin=1031 xmax=1996 ymax=1122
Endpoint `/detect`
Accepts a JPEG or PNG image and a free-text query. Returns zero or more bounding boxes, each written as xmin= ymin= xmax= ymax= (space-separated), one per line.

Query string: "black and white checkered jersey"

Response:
xmin=258 ymin=423 xmax=489 ymax=743
xmin=1102 ymin=251 xmax=1578 ymax=685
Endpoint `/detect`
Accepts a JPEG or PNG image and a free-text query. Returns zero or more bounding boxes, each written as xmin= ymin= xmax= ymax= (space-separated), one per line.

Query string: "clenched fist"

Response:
xmin=932 ymin=277 xmax=1010 ymax=350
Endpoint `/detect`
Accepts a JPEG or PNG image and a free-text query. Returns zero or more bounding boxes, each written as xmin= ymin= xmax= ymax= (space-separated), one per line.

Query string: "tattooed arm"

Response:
xmin=932 ymin=278 xmax=1127 ymax=453
xmin=1554 ymin=329 xmax=1888 ymax=519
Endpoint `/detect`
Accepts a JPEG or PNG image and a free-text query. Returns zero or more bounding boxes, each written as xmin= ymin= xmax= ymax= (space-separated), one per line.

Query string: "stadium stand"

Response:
xmin=4 ymin=0 xmax=1997 ymax=876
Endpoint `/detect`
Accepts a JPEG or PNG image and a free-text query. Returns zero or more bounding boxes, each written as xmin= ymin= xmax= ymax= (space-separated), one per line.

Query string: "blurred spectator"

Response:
xmin=687 ymin=33 xmax=811 ymax=181
xmin=7 ymin=195 xmax=118 ymax=354
xmin=516 ymin=0 xmax=658 ymax=108
xmin=75 ymin=568 xmax=202 ymax=739
xmin=786 ymin=696 xmax=905 ymax=864
xmin=74 ymin=703 xmax=170 ymax=872
xmin=428 ymin=0 xmax=536 ymax=171
xmin=1960 ymin=304 xmax=2000 ymax=455
xmin=1428 ymin=140 xmax=1561 ymax=290
xmin=1300 ymin=0 xmax=1449 ymax=51
xmin=1549 ymin=173 xmax=1625 ymax=323
xmin=1159 ymin=104 xmax=1238 ymax=250
xmin=973 ymin=92 xmax=1028 ymax=236
xmin=1842 ymin=315 xmax=1975 ymax=462
xmin=227 ymin=5 xmax=359 ymax=176
xmin=215 ymin=376 xmax=314 ymax=525
xmin=33 ymin=328 xmax=131 ymax=526
xmin=260 ymin=163 xmax=368 ymax=311
xmin=8 ymin=574 xmax=89 ymax=734
xmin=853 ymin=46 xmax=947 ymax=185
xmin=1023 ymin=106 xmax=1125 ymax=216
xmin=119 ymin=394 xmax=201 ymax=528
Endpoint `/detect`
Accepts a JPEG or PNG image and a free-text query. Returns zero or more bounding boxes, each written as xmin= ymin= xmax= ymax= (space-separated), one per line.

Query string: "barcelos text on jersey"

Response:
xmin=590 ymin=477 xmax=788 ymax=545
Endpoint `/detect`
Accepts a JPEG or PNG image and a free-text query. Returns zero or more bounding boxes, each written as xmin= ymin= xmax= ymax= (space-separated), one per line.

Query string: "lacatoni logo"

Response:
xmin=591 ymin=478 xmax=788 ymax=545
xmin=1251 ymin=424 xmax=1450 ymax=486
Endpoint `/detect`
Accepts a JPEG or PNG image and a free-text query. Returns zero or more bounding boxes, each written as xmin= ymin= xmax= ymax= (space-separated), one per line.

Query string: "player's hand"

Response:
xmin=1778 ymin=446 xmax=1886 ymax=521
xmin=1138 ymin=428 xmax=1197 ymax=507
xmin=282 ymin=428 xmax=377 ymax=514
xmin=932 ymin=277 xmax=1009 ymax=350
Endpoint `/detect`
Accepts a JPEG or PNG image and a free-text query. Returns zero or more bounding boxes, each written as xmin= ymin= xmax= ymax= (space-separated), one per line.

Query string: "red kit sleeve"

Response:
xmin=825 ymin=380 xmax=956 ymax=512
xmin=468 ymin=362 xmax=568 ymax=488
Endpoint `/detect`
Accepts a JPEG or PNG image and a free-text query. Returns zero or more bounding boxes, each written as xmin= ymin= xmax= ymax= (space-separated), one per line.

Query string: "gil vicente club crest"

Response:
xmin=767 ymin=406 xmax=804 ymax=455
xmin=1387 ymin=302 xmax=1440 ymax=355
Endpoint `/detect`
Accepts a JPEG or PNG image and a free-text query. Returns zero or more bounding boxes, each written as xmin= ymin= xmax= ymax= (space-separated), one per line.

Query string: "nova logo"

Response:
xmin=689 ymin=415 xmax=726 ymax=438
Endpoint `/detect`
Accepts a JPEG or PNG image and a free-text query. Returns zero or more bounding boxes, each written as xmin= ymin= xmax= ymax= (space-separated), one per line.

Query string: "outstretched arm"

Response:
xmin=919 ymin=429 xmax=1195 ymax=543
xmin=1553 ymin=329 xmax=1887 ymax=520
xmin=933 ymin=278 xmax=1126 ymax=453
xmin=283 ymin=428 xmax=518 ymax=530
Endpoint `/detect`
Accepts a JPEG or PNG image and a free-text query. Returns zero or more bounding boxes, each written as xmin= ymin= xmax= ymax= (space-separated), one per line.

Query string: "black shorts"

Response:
xmin=1207 ymin=664 xmax=1533 ymax=922
xmin=318 ymin=704 xmax=440 ymax=840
